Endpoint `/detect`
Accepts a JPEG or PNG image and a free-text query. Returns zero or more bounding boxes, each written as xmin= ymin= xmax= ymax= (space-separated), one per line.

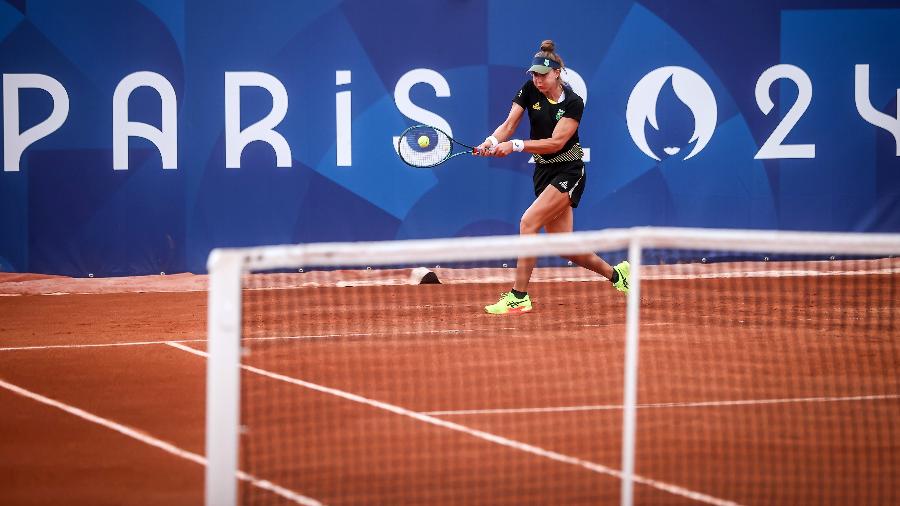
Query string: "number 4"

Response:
xmin=856 ymin=64 xmax=900 ymax=156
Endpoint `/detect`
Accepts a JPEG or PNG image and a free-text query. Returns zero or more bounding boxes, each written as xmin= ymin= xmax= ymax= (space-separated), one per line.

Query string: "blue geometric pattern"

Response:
xmin=0 ymin=0 xmax=898 ymax=275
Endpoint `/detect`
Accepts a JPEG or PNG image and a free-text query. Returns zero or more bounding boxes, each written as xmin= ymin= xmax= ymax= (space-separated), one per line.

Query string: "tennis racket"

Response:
xmin=396 ymin=124 xmax=480 ymax=168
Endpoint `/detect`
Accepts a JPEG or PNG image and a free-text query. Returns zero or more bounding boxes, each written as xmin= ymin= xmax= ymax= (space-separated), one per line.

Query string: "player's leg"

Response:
xmin=544 ymin=207 xmax=614 ymax=280
xmin=544 ymin=200 xmax=630 ymax=293
xmin=485 ymin=186 xmax=569 ymax=315
xmin=513 ymin=185 xmax=571 ymax=292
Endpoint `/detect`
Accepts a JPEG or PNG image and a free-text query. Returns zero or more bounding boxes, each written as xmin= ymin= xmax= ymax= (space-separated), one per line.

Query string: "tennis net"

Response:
xmin=205 ymin=227 xmax=900 ymax=506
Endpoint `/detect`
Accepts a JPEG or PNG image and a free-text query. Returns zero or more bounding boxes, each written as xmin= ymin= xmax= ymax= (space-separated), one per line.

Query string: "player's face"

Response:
xmin=531 ymin=69 xmax=560 ymax=92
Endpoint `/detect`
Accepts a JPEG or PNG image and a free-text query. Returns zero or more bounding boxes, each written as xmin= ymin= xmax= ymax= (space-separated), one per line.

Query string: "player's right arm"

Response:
xmin=475 ymin=103 xmax=525 ymax=155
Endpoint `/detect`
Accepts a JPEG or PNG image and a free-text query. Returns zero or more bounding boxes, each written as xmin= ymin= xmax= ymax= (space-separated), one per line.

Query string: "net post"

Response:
xmin=205 ymin=249 xmax=243 ymax=506
xmin=620 ymin=236 xmax=643 ymax=506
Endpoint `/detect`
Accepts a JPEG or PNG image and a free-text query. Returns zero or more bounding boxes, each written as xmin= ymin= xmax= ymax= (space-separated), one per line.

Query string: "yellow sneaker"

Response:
xmin=484 ymin=292 xmax=533 ymax=315
xmin=612 ymin=261 xmax=630 ymax=294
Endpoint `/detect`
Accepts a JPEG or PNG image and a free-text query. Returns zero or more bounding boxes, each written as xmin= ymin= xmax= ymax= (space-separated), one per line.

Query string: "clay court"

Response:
xmin=3 ymin=1 xmax=899 ymax=504
xmin=1 ymin=259 xmax=897 ymax=505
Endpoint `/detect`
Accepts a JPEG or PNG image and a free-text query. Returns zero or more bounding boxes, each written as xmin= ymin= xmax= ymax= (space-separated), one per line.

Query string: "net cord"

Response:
xmin=211 ymin=227 xmax=900 ymax=273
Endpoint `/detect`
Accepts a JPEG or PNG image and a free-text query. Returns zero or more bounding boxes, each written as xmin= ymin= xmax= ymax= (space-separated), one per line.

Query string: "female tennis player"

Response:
xmin=478 ymin=40 xmax=629 ymax=315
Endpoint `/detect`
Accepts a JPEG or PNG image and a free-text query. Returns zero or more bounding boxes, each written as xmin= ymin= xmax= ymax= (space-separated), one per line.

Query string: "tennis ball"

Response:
xmin=417 ymin=135 xmax=430 ymax=148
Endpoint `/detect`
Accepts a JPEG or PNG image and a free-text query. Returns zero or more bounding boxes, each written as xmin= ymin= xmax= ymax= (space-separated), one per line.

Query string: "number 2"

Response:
xmin=755 ymin=64 xmax=815 ymax=159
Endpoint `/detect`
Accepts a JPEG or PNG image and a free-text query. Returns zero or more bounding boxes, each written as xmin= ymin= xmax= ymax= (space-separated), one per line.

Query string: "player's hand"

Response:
xmin=490 ymin=141 xmax=514 ymax=157
xmin=474 ymin=140 xmax=493 ymax=156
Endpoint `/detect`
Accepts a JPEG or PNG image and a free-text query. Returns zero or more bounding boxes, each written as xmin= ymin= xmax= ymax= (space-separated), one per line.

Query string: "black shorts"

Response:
xmin=533 ymin=162 xmax=586 ymax=208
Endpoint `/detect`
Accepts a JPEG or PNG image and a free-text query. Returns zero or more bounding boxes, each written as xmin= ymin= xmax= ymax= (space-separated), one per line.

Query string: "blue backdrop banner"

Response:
xmin=1 ymin=0 xmax=899 ymax=275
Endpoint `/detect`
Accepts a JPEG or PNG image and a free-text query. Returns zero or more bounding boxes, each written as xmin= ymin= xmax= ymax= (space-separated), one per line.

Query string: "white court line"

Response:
xmin=167 ymin=342 xmax=741 ymax=506
xmin=0 ymin=338 xmax=208 ymax=352
xmin=0 ymin=322 xmax=625 ymax=352
xmin=1 ymin=264 xmax=896 ymax=297
xmin=422 ymin=394 xmax=900 ymax=416
xmin=648 ymin=266 xmax=900 ymax=281
xmin=0 ymin=377 xmax=324 ymax=506
xmin=0 ymin=329 xmax=475 ymax=352
xmin=0 ymin=318 xmax=653 ymax=353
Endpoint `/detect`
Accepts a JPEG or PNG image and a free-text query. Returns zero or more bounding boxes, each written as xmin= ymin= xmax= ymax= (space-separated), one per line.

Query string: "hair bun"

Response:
xmin=540 ymin=40 xmax=555 ymax=52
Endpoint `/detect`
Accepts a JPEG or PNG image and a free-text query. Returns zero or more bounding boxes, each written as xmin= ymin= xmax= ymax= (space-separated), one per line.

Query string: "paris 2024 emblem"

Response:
xmin=626 ymin=66 xmax=717 ymax=161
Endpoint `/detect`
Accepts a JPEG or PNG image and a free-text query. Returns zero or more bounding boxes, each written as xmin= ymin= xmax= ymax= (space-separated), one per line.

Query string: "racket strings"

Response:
xmin=397 ymin=126 xmax=453 ymax=167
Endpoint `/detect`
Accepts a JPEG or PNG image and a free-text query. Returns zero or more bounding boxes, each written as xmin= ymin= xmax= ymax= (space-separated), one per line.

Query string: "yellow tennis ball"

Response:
xmin=417 ymin=135 xmax=430 ymax=148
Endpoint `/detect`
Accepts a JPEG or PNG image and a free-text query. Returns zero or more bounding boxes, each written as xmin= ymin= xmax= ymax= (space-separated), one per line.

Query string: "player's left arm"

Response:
xmin=491 ymin=118 xmax=579 ymax=157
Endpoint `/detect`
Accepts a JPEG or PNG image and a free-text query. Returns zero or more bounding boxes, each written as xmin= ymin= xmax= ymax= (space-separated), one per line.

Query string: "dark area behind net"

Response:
xmin=232 ymin=245 xmax=899 ymax=505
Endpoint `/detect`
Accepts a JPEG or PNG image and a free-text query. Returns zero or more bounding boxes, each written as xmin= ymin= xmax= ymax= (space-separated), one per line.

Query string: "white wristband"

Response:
xmin=511 ymin=139 xmax=525 ymax=152
xmin=486 ymin=135 xmax=499 ymax=147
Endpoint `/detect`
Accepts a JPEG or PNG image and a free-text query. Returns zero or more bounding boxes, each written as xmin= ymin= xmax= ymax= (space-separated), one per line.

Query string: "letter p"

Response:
xmin=3 ymin=74 xmax=70 ymax=172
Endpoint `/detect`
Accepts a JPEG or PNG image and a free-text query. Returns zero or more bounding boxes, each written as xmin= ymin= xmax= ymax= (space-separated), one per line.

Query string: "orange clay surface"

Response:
xmin=0 ymin=262 xmax=897 ymax=505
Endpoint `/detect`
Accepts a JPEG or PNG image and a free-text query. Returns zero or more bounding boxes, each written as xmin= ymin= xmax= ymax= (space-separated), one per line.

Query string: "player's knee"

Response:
xmin=519 ymin=216 xmax=540 ymax=234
